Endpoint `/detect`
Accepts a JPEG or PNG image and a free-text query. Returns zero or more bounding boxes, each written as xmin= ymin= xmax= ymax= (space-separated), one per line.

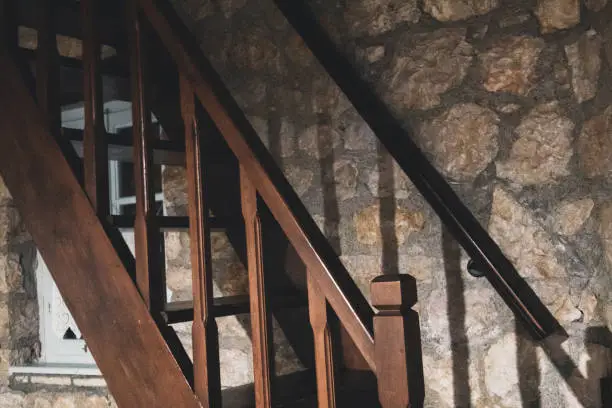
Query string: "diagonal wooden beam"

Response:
xmin=0 ymin=50 xmax=201 ymax=408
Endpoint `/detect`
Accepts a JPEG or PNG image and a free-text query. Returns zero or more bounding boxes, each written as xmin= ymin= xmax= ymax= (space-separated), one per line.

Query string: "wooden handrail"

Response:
xmin=137 ymin=0 xmax=376 ymax=369
xmin=272 ymin=0 xmax=560 ymax=341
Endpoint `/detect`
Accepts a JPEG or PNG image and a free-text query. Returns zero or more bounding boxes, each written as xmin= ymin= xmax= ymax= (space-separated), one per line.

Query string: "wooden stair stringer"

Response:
xmin=0 ymin=51 xmax=201 ymax=408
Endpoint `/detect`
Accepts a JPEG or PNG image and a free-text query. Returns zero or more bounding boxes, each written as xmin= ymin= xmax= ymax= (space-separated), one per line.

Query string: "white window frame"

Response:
xmin=12 ymin=101 xmax=165 ymax=374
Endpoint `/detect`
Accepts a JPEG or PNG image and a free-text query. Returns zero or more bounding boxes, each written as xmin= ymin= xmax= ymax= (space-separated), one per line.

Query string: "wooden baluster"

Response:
xmin=240 ymin=168 xmax=273 ymax=408
xmin=128 ymin=1 xmax=164 ymax=313
xmin=82 ymin=0 xmax=109 ymax=216
xmin=307 ymin=272 xmax=336 ymax=408
xmin=372 ymin=275 xmax=424 ymax=408
xmin=180 ymin=75 xmax=222 ymax=406
xmin=36 ymin=0 xmax=61 ymax=134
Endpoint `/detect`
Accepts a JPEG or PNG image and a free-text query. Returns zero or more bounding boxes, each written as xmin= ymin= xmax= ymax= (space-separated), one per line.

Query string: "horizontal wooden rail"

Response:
xmin=272 ymin=0 xmax=560 ymax=341
xmin=0 ymin=49 xmax=200 ymax=408
xmin=137 ymin=0 xmax=376 ymax=370
xmin=15 ymin=0 xmax=124 ymax=47
xmin=161 ymin=292 xmax=307 ymax=323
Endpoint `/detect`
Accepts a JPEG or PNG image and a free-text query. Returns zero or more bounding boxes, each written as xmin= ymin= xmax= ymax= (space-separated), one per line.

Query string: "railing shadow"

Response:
xmin=377 ymin=144 xmax=398 ymax=277
xmin=516 ymin=320 xmax=541 ymax=407
xmin=441 ymin=227 xmax=471 ymax=407
xmin=586 ymin=326 xmax=612 ymax=407
xmin=537 ymin=325 xmax=612 ymax=407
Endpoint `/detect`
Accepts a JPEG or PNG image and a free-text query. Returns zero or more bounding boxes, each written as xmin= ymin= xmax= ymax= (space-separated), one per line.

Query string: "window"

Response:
xmin=35 ymin=160 xmax=164 ymax=367
xmin=36 ymin=252 xmax=96 ymax=366
xmin=17 ymin=101 xmax=165 ymax=371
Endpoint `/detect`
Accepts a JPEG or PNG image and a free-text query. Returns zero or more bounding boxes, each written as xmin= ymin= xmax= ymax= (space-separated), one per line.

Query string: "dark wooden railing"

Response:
xmin=0 ymin=10 xmax=200 ymax=408
xmin=135 ymin=0 xmax=425 ymax=406
xmin=271 ymin=0 xmax=560 ymax=342
xmin=137 ymin=0 xmax=378 ymax=368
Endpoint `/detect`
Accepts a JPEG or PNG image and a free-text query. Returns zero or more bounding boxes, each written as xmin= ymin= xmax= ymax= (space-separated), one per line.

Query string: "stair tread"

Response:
xmin=106 ymin=214 xmax=239 ymax=231
xmin=63 ymin=127 xmax=234 ymax=166
xmin=64 ymin=128 xmax=186 ymax=166
xmin=163 ymin=291 xmax=306 ymax=323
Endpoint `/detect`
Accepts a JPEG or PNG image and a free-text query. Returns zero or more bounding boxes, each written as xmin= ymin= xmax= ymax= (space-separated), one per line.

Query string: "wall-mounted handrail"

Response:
xmin=272 ymin=0 xmax=560 ymax=341
xmin=137 ymin=0 xmax=377 ymax=369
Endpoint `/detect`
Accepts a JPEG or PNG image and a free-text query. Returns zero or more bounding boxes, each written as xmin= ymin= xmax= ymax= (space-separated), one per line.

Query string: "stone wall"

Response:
xmin=0 ymin=178 xmax=116 ymax=407
xmin=0 ymin=0 xmax=610 ymax=406
xmin=165 ymin=0 xmax=612 ymax=406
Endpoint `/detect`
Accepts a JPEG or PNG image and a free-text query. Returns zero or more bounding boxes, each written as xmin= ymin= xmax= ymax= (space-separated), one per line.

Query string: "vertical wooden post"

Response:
xmin=180 ymin=74 xmax=222 ymax=407
xmin=307 ymin=272 xmax=336 ymax=408
xmin=82 ymin=0 xmax=109 ymax=216
xmin=128 ymin=0 xmax=164 ymax=313
xmin=36 ymin=0 xmax=61 ymax=134
xmin=372 ymin=275 xmax=424 ymax=408
xmin=240 ymin=168 xmax=273 ymax=408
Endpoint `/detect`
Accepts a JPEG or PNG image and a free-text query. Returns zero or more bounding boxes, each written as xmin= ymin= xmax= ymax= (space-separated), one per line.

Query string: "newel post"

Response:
xmin=372 ymin=275 xmax=424 ymax=408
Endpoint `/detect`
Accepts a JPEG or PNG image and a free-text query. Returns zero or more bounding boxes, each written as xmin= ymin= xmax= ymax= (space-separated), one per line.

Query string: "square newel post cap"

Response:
xmin=371 ymin=275 xmax=417 ymax=310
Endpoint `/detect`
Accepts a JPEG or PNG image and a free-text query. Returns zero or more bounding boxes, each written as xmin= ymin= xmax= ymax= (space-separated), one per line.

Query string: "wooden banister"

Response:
xmin=137 ymin=0 xmax=376 ymax=370
xmin=181 ymin=74 xmax=222 ymax=407
xmin=372 ymin=276 xmax=424 ymax=408
xmin=0 ymin=49 xmax=201 ymax=408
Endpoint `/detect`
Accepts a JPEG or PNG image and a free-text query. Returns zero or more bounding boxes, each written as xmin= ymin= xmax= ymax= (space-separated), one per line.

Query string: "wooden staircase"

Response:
xmin=0 ymin=0 xmax=563 ymax=407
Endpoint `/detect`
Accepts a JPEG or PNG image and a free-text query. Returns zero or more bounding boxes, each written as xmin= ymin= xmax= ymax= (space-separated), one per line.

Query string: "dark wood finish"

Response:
xmin=307 ymin=272 xmax=337 ymax=408
xmin=137 ymin=0 xmax=376 ymax=370
xmin=128 ymin=1 xmax=164 ymax=312
xmin=0 ymin=51 xmax=200 ymax=408
xmin=161 ymin=291 xmax=307 ymax=323
xmin=36 ymin=0 xmax=61 ymax=133
xmin=82 ymin=0 xmax=109 ymax=216
xmin=241 ymin=167 xmax=273 ymax=407
xmin=181 ymin=74 xmax=222 ymax=407
xmin=340 ymin=327 xmax=371 ymax=372
xmin=371 ymin=275 xmax=424 ymax=408
xmin=273 ymin=0 xmax=559 ymax=341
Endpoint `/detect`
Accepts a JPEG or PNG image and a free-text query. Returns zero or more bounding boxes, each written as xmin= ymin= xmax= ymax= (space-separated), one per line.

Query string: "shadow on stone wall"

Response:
xmin=166 ymin=0 xmax=612 ymax=404
xmin=441 ymin=228 xmax=471 ymax=407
